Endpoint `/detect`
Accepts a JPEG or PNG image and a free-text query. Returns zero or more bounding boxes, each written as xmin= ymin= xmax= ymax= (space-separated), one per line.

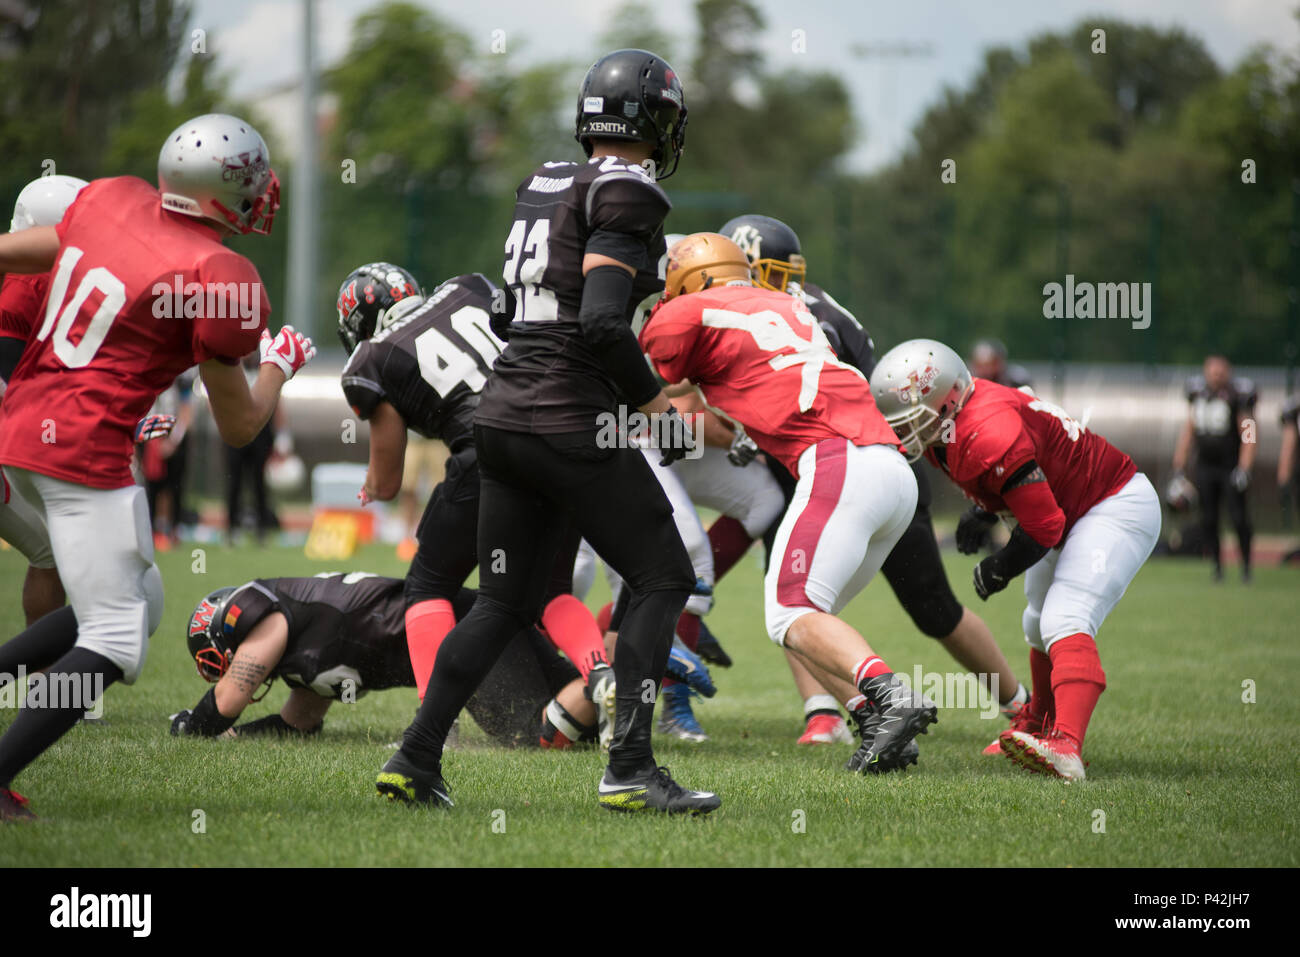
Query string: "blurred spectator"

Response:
xmin=140 ymin=370 xmax=196 ymax=549
xmin=225 ymin=357 xmax=285 ymax=544
xmin=969 ymin=338 xmax=1032 ymax=388
xmin=1280 ymin=394 xmax=1299 ymax=564
xmin=398 ymin=434 xmax=449 ymax=560
xmin=1172 ymin=355 xmax=1257 ymax=581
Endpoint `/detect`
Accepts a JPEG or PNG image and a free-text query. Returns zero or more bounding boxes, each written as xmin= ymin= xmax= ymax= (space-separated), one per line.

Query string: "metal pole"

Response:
xmin=287 ymin=0 xmax=318 ymax=336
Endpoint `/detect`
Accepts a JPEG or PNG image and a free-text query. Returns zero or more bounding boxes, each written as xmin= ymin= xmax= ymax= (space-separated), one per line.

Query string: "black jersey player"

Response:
xmin=1172 ymin=355 xmax=1258 ymax=581
xmin=376 ymin=49 xmax=718 ymax=815
xmin=720 ymin=214 xmax=1028 ymax=752
xmin=336 ymin=264 xmax=615 ymax=736
xmin=171 ymin=573 xmax=598 ymax=749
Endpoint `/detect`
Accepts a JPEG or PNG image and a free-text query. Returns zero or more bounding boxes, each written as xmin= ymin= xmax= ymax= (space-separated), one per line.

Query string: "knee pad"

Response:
xmin=765 ymin=603 xmax=818 ymax=648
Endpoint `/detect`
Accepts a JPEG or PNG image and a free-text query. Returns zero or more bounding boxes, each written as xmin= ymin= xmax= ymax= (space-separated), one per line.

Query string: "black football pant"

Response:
xmin=401 ymin=424 xmax=694 ymax=778
xmin=1195 ymin=463 xmax=1252 ymax=571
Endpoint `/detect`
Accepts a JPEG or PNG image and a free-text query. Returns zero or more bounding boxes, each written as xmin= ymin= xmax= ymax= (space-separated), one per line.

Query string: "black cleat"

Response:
xmin=375 ymin=749 xmax=454 ymax=808
xmin=846 ymin=677 xmax=935 ymax=774
xmin=598 ymin=764 xmax=720 ymax=815
xmin=0 ymin=787 xmax=36 ymax=821
xmin=695 ymin=620 xmax=733 ymax=668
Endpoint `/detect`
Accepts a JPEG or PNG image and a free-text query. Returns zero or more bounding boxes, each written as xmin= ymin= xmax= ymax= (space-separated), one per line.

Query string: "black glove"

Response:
xmin=973 ymin=554 xmax=1009 ymax=600
xmin=727 ymin=427 xmax=759 ymax=467
xmin=652 ymin=406 xmax=694 ymax=466
xmin=956 ymin=506 xmax=998 ymax=554
xmin=169 ymin=710 xmax=193 ymax=736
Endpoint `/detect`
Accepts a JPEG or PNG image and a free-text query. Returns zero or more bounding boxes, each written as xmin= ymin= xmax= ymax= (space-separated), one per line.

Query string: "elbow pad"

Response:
xmin=580 ymin=265 xmax=660 ymax=407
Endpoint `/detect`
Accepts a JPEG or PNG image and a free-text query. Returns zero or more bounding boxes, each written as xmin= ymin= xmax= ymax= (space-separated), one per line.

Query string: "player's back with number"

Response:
xmin=641 ymin=283 xmax=899 ymax=475
xmin=480 ymin=157 xmax=669 ymax=432
xmin=341 ymin=273 xmax=503 ymax=451
xmin=0 ymin=176 xmax=267 ymax=488
xmin=934 ymin=379 xmax=1136 ymax=529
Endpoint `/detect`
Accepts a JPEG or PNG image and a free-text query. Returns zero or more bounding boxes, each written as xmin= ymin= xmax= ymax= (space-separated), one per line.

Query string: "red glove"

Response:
xmin=259 ymin=326 xmax=316 ymax=379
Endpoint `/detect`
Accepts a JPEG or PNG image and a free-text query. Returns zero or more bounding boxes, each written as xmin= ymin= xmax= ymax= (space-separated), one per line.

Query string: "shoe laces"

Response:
xmin=1007 ymin=702 xmax=1043 ymax=735
xmin=652 ymin=766 xmax=687 ymax=799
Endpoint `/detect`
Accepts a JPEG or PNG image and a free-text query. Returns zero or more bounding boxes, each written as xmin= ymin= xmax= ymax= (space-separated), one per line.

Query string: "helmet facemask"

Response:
xmin=751 ymin=254 xmax=806 ymax=293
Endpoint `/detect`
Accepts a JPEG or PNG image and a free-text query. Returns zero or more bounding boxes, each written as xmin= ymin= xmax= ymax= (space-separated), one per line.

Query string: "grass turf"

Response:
xmin=1 ymin=536 xmax=1296 ymax=866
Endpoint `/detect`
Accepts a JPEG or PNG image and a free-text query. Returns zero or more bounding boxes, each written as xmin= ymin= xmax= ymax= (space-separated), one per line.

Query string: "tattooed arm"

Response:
xmin=213 ymin=613 xmax=290 ymax=719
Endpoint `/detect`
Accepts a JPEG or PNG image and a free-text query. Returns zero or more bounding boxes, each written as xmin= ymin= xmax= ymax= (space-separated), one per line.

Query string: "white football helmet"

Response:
xmin=158 ymin=114 xmax=279 ymax=235
xmin=10 ymin=174 xmax=89 ymax=232
xmin=869 ymin=338 xmax=974 ymax=462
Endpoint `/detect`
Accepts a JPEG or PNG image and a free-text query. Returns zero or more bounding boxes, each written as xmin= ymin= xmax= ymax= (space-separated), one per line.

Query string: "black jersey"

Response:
xmin=477 ymin=156 xmax=671 ymax=432
xmin=220 ymin=574 xmax=476 ymax=698
xmin=341 ymin=274 xmax=505 ymax=453
xmin=798 ymin=281 xmax=875 ymax=377
xmin=1186 ymin=375 xmax=1257 ymax=467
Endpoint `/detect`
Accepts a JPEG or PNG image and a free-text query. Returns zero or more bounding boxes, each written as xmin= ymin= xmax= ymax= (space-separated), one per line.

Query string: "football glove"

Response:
xmin=651 ymin=406 xmax=694 ymax=466
xmin=134 ymin=413 xmax=177 ymax=444
xmin=972 ymin=555 xmax=1008 ymax=601
xmin=727 ymin=426 xmax=759 ymax=467
xmin=169 ymin=710 xmax=192 ymax=736
xmin=955 ymin=505 xmax=998 ymax=554
xmin=259 ymin=325 xmax=316 ymax=379
xmin=1230 ymin=466 xmax=1251 ymax=493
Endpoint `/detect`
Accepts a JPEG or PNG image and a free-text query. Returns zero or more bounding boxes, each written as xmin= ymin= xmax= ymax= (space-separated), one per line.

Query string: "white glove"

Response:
xmin=259 ymin=326 xmax=316 ymax=380
xmin=1230 ymin=466 xmax=1251 ymax=493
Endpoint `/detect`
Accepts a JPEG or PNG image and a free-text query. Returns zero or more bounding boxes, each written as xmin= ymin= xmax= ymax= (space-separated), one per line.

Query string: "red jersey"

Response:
xmin=641 ymin=285 xmax=901 ymax=476
xmin=0 ymin=176 xmax=269 ymax=488
xmin=928 ymin=379 xmax=1137 ymax=545
xmin=0 ymin=272 xmax=48 ymax=343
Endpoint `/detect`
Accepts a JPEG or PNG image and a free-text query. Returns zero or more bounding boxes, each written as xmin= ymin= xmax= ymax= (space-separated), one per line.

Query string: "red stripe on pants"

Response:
xmin=776 ymin=440 xmax=847 ymax=610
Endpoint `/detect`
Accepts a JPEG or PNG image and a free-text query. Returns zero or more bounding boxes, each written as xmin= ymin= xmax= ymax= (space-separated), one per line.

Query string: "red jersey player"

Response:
xmin=0 ymin=114 xmax=316 ymax=821
xmin=870 ymin=339 xmax=1161 ymax=780
xmin=641 ymin=233 xmax=937 ymax=775
xmin=1 ymin=175 xmax=88 ymax=626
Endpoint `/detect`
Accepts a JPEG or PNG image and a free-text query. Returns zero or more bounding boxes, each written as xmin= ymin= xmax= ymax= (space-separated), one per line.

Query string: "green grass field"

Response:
xmin=2 ymin=536 xmax=1297 ymax=867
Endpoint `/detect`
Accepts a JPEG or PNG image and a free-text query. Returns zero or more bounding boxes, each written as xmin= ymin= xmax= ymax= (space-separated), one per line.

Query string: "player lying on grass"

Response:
xmin=171 ymin=572 xmax=602 ymax=750
xmin=639 ymin=232 xmax=938 ymax=774
xmin=718 ymin=214 xmax=1030 ymax=746
xmin=0 ymin=113 xmax=314 ymax=822
xmin=870 ymin=339 xmax=1161 ymax=781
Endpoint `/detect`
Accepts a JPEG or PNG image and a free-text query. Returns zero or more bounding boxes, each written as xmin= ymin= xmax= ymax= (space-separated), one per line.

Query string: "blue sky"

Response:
xmin=196 ymin=0 xmax=1299 ymax=171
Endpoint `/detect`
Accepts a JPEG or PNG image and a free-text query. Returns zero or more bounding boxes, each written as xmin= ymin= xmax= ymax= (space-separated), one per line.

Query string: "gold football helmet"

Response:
xmin=662 ymin=232 xmax=753 ymax=301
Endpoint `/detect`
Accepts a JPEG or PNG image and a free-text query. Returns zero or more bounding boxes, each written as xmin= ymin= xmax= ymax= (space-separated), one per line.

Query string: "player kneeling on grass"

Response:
xmin=639 ymin=233 xmax=938 ymax=775
xmin=869 ymin=339 xmax=1161 ymax=781
xmin=171 ymin=573 xmax=600 ymax=751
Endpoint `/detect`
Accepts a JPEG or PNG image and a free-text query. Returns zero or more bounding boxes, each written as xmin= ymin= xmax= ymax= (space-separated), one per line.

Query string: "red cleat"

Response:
xmin=1000 ymin=729 xmax=1086 ymax=781
xmin=798 ymin=713 xmax=854 ymax=746
xmin=983 ymin=700 xmax=1044 ymax=755
xmin=1 ymin=788 xmax=36 ymax=821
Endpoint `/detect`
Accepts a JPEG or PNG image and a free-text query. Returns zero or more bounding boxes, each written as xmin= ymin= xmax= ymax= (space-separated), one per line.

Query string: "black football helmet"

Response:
xmin=575 ymin=48 xmax=687 ymax=180
xmin=187 ymin=587 xmax=238 ymax=681
xmin=335 ymin=262 xmax=423 ymax=354
xmin=720 ymin=214 xmax=807 ymax=293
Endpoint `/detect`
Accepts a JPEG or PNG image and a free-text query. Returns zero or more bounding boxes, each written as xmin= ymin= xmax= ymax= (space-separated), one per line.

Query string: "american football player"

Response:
xmin=641 ymin=232 xmax=938 ymax=775
xmin=0 ymin=175 xmax=88 ymax=625
xmin=379 ymin=49 xmax=718 ymax=815
xmin=1172 ymin=355 xmax=1257 ymax=581
xmin=0 ymin=114 xmax=315 ymax=821
xmin=170 ymin=574 xmax=600 ymax=750
xmin=335 ymin=263 xmax=615 ymax=742
xmin=720 ymin=214 xmax=1028 ymax=747
xmin=870 ymin=339 xmax=1161 ymax=781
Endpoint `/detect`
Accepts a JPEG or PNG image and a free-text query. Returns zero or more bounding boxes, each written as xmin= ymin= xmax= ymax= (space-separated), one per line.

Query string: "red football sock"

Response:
xmin=676 ymin=612 xmax=701 ymax=651
xmin=708 ymin=515 xmax=754 ymax=582
xmin=596 ymin=602 xmax=613 ymax=634
xmin=1047 ymin=634 xmax=1106 ymax=748
xmin=405 ymin=599 xmax=457 ymax=700
xmin=853 ymin=656 xmax=891 ymax=687
xmin=541 ymin=594 xmax=608 ymax=682
xmin=1028 ymin=647 xmax=1055 ymax=723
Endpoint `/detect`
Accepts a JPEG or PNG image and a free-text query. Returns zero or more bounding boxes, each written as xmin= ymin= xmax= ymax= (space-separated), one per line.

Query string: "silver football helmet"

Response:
xmin=158 ymin=114 xmax=279 ymax=235
xmin=10 ymin=174 xmax=89 ymax=232
xmin=869 ymin=338 xmax=974 ymax=462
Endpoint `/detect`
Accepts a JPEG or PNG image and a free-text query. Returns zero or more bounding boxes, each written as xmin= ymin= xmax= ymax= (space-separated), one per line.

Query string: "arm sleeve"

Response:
xmin=341 ymin=343 xmax=385 ymax=420
xmin=1000 ymin=475 xmax=1066 ymax=548
xmin=578 ymin=265 xmax=661 ymax=407
xmin=182 ymin=687 xmax=239 ymax=737
xmin=191 ymin=252 xmax=270 ymax=364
